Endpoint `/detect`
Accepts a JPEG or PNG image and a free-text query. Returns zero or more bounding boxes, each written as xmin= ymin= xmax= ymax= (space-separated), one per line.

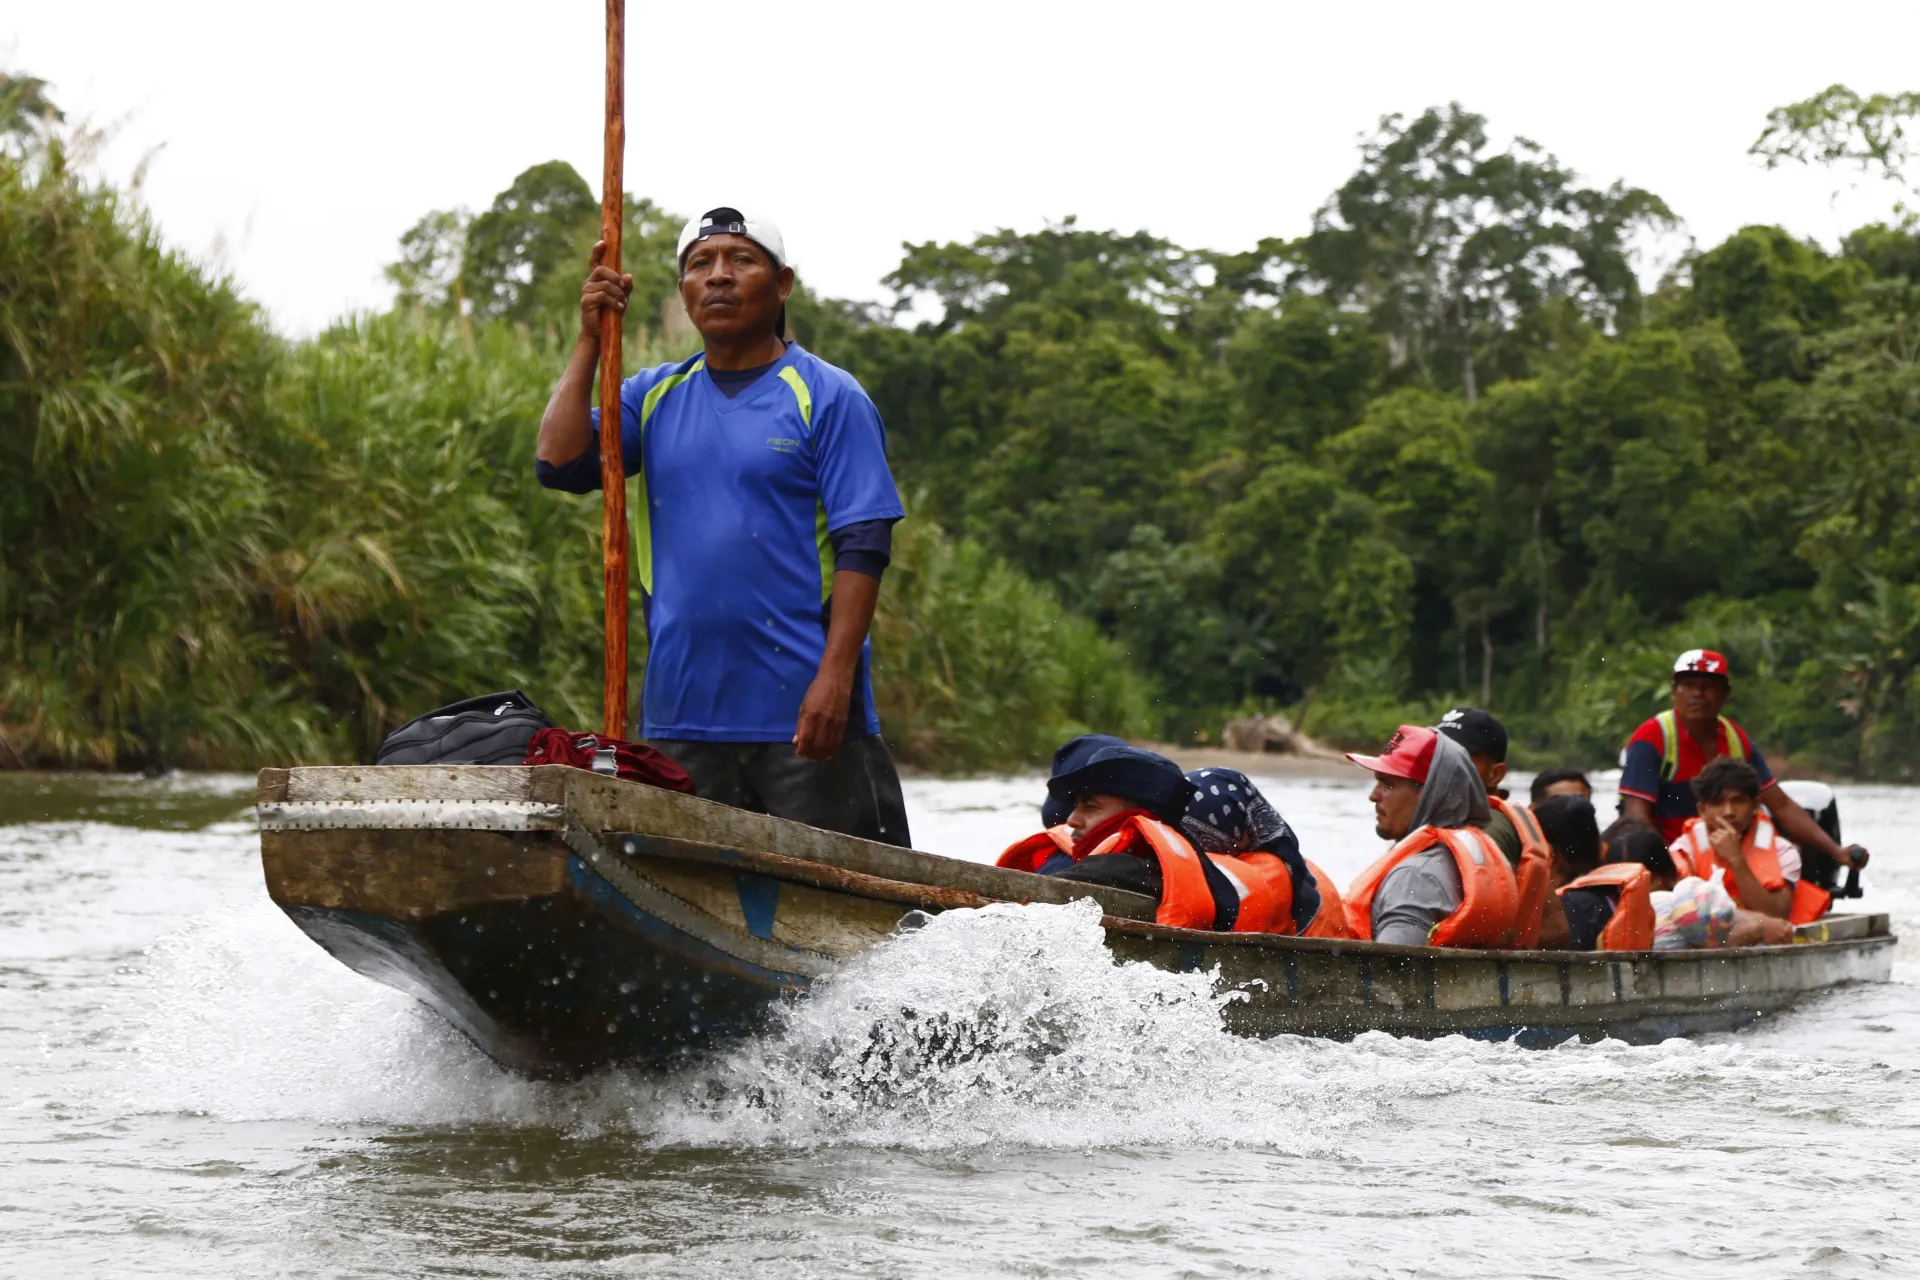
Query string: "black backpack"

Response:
xmin=374 ymin=690 xmax=556 ymax=766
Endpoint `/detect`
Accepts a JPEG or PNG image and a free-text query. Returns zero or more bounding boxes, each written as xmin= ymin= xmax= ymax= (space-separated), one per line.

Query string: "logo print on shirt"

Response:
xmin=766 ymin=436 xmax=802 ymax=454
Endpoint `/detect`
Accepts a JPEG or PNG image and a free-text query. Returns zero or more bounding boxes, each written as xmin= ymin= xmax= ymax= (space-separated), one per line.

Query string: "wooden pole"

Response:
xmin=597 ymin=0 xmax=629 ymax=738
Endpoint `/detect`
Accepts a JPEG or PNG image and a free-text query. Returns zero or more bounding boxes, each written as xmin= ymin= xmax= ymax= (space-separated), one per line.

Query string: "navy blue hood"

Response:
xmin=1046 ymin=741 xmax=1191 ymax=826
xmin=1039 ymin=734 xmax=1130 ymax=827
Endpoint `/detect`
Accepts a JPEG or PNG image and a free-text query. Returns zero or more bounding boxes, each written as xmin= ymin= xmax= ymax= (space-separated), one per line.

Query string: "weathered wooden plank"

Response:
xmin=616 ymin=832 xmax=1005 ymax=913
xmin=1502 ymin=959 xmax=1564 ymax=1010
xmin=263 ymin=827 xmax=567 ymax=916
xmin=1793 ymin=913 xmax=1881 ymax=943
xmin=1431 ymin=957 xmax=1500 ymax=1012
xmin=623 ymin=860 xmax=908 ymax=958
xmin=1207 ymin=934 xmax=1894 ymax=1038
xmin=284 ymin=765 xmax=536 ymax=805
xmin=259 ymin=799 xmax=568 ymax=832
xmin=554 ymin=767 xmax=1160 ymax=921
xmin=1566 ymin=957 xmax=1617 ymax=1008
xmin=275 ymin=766 xmax=1157 ymax=921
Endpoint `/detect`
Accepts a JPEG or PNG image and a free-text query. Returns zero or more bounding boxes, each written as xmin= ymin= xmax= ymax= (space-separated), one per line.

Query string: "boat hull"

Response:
xmin=258 ymin=766 xmax=1898 ymax=1077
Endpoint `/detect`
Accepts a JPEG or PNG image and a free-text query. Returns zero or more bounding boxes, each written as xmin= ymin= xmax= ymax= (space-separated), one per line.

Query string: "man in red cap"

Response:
xmin=1618 ymin=650 xmax=1866 ymax=876
xmin=1342 ymin=726 xmax=1520 ymax=948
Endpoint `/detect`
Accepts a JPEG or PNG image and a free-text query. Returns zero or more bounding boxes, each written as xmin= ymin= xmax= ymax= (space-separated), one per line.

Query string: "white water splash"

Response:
xmin=117 ymin=893 xmax=553 ymax=1125
xmin=112 ymin=889 xmax=1914 ymax=1158
xmin=632 ymin=897 xmax=1374 ymax=1151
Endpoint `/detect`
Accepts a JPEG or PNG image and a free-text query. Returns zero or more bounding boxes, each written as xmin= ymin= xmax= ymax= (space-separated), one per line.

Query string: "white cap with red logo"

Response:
xmin=1673 ymin=648 xmax=1730 ymax=679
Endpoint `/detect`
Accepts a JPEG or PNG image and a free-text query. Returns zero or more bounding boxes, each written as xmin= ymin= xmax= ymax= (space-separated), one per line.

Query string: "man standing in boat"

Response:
xmin=1618 ymin=650 xmax=1862 ymax=872
xmin=534 ymin=208 xmax=910 ymax=847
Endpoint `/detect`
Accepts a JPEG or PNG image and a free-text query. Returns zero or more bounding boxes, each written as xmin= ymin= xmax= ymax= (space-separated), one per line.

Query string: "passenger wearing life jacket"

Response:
xmin=994 ymin=733 xmax=1128 ymax=877
xmin=994 ymin=742 xmax=1303 ymax=933
xmin=1621 ymin=651 xmax=1867 ymax=889
xmin=1599 ymin=816 xmax=1789 ymax=948
xmin=1671 ymin=757 xmax=1833 ymax=926
xmin=1434 ymin=708 xmax=1566 ymax=949
xmin=1535 ymin=797 xmax=1625 ymax=949
xmin=1180 ymin=768 xmax=1351 ymax=939
xmin=1343 ymin=726 xmax=1520 ymax=948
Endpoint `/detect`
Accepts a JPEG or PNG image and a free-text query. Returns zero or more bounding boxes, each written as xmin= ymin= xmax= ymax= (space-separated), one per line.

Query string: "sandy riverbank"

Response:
xmin=1133 ymin=743 xmax=1361 ymax=780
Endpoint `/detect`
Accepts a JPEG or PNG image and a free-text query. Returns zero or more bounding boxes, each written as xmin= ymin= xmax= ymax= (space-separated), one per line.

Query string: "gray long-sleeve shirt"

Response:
xmin=1371 ymin=847 xmax=1465 ymax=946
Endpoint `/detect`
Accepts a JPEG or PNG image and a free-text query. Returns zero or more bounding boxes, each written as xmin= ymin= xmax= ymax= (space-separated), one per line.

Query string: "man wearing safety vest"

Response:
xmin=1620 ymin=650 xmax=1867 ymax=880
xmin=996 ymin=741 xmax=1338 ymax=935
xmin=1344 ymin=726 xmax=1520 ymax=947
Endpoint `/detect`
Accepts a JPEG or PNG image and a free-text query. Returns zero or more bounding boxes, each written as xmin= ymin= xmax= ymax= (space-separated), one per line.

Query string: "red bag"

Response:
xmin=523 ymin=728 xmax=696 ymax=794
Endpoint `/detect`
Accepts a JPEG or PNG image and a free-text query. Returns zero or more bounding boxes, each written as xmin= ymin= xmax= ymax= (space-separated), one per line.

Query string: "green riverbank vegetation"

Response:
xmin=5 ymin=78 xmax=1920 ymax=776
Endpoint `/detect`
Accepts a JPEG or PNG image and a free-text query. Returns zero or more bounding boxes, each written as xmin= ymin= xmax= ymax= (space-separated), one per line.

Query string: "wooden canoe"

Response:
xmin=257 ymin=765 xmax=1897 ymax=1079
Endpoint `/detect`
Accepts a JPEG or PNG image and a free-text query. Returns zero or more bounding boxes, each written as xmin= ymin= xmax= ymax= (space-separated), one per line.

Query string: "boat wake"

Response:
xmin=112 ymin=891 xmax=1915 ymax=1154
xmin=629 ymin=898 xmax=1371 ymax=1152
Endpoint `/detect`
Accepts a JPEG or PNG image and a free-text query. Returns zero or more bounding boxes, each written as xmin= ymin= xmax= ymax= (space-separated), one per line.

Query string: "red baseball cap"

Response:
xmin=1673 ymin=648 xmax=1731 ymax=680
xmin=1346 ymin=724 xmax=1437 ymax=784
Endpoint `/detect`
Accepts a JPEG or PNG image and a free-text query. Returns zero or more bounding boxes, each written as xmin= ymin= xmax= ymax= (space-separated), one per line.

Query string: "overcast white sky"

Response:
xmin=11 ymin=1 xmax=1920 ymax=334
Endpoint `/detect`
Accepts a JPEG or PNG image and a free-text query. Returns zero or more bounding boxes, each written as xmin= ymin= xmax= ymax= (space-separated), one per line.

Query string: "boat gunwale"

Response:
xmin=260 ymin=766 xmax=1897 ymax=970
xmin=1091 ymin=911 xmax=1896 ymax=962
xmin=260 ymin=765 xmax=1161 ymax=921
xmin=603 ymin=823 xmax=1895 ymax=965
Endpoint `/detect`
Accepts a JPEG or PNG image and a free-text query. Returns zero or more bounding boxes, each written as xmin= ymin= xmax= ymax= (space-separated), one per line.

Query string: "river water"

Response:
xmin=3 ymin=769 xmax=1916 ymax=1277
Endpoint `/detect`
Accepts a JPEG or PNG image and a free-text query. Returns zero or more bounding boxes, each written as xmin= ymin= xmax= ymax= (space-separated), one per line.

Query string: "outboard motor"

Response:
xmin=1774 ymin=780 xmax=1864 ymax=899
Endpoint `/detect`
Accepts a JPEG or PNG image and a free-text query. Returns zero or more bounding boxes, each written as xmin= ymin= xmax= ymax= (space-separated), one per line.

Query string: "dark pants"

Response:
xmin=649 ymin=734 xmax=912 ymax=848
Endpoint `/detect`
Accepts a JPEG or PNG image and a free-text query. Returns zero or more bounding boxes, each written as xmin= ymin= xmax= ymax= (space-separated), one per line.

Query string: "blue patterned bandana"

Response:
xmin=1179 ymin=767 xmax=1321 ymax=934
xmin=1180 ymin=767 xmax=1292 ymax=853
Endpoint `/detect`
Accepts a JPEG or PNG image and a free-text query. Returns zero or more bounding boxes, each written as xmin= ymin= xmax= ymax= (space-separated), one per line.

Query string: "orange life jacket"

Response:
xmin=1557 ymin=863 xmax=1655 ymax=950
xmin=1344 ymin=824 xmax=1521 ymax=948
xmin=1790 ymin=878 xmax=1835 ymax=926
xmin=1086 ymin=814 xmax=1301 ymax=934
xmin=1490 ymin=795 xmax=1554 ymax=948
xmin=1301 ymin=859 xmax=1354 ymax=939
xmin=995 ymin=825 xmax=1076 ymax=874
xmin=1669 ymin=813 xmax=1830 ymax=924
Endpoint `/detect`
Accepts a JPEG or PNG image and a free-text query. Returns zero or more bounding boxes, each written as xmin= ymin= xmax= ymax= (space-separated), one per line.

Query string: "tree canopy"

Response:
xmin=1752 ymin=83 xmax=1920 ymax=191
xmin=8 ymin=84 xmax=1920 ymax=778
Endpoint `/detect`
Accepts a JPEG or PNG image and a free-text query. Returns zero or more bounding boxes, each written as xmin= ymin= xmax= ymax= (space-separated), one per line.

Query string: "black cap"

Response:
xmin=1436 ymin=707 xmax=1508 ymax=763
xmin=1046 ymin=743 xmax=1191 ymax=826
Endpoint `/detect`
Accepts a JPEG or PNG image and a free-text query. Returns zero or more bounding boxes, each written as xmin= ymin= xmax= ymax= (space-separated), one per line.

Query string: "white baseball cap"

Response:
xmin=676 ymin=206 xmax=786 ymax=269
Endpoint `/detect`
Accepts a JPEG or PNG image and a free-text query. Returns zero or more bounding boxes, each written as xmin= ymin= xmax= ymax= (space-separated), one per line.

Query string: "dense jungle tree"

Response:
xmin=12 ymin=78 xmax=1920 ymax=776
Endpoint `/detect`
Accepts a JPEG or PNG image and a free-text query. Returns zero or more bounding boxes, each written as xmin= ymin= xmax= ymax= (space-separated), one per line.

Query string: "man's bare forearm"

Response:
xmin=791 ymin=570 xmax=882 ymax=760
xmin=821 ymin=570 xmax=880 ymax=681
xmin=537 ymin=333 xmax=602 ymax=465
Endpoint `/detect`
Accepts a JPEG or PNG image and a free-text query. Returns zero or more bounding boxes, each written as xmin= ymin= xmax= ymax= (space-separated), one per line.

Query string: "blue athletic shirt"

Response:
xmin=545 ymin=343 xmax=904 ymax=742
